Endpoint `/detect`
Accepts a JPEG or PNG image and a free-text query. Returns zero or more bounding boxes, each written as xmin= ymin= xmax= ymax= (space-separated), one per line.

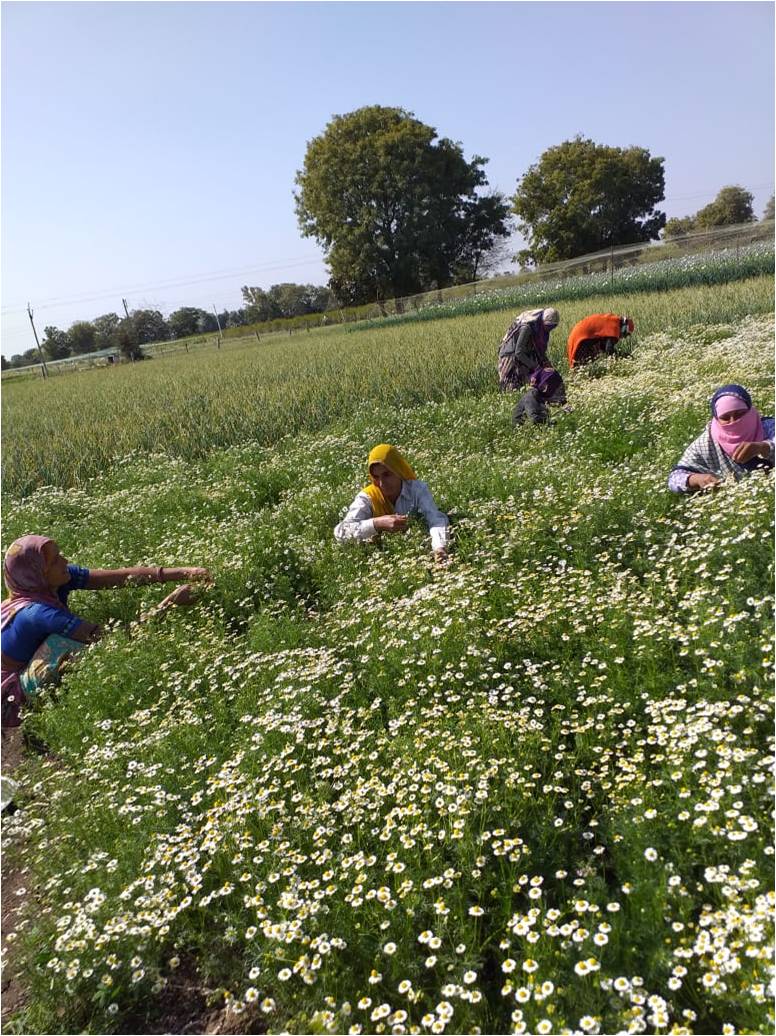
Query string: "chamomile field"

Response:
xmin=1 ymin=276 xmax=774 ymax=1036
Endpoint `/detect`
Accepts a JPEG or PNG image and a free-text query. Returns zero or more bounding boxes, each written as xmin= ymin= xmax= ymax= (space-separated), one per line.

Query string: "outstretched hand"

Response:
xmin=183 ymin=567 xmax=212 ymax=582
xmin=160 ymin=583 xmax=198 ymax=608
xmin=688 ymin=473 xmax=721 ymax=491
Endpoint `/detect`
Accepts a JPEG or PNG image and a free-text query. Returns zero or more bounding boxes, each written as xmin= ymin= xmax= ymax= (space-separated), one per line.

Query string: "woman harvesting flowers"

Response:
xmin=1 ymin=535 xmax=210 ymax=728
xmin=668 ymin=384 xmax=774 ymax=493
xmin=334 ymin=444 xmax=450 ymax=561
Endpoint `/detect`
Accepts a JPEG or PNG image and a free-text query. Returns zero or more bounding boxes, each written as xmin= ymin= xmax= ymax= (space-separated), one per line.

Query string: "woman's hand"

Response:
xmin=160 ymin=584 xmax=198 ymax=608
xmin=688 ymin=473 xmax=721 ymax=491
xmin=182 ymin=566 xmax=212 ymax=582
xmin=373 ymin=514 xmax=409 ymax=534
xmin=731 ymin=441 xmax=768 ymax=464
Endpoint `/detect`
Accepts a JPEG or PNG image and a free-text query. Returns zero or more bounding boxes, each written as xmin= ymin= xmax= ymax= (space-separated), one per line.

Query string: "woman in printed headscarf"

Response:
xmin=334 ymin=444 xmax=450 ymax=560
xmin=497 ymin=307 xmax=561 ymax=393
xmin=668 ymin=385 xmax=774 ymax=493
xmin=1 ymin=535 xmax=210 ymax=728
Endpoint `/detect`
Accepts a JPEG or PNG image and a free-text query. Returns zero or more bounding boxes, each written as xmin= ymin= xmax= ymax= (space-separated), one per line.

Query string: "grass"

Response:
xmin=0 ymin=276 xmax=773 ymax=1036
xmin=2 ymin=275 xmax=774 ymax=498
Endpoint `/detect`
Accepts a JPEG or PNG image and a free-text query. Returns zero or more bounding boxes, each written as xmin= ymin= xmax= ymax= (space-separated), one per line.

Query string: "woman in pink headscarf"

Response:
xmin=1 ymin=536 xmax=210 ymax=728
xmin=668 ymin=384 xmax=774 ymax=493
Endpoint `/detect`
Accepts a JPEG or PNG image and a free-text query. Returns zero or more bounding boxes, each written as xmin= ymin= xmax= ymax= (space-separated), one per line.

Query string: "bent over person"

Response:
xmin=668 ymin=384 xmax=774 ymax=493
xmin=334 ymin=444 xmax=450 ymax=560
xmin=497 ymin=307 xmax=560 ymax=392
xmin=1 ymin=535 xmax=211 ymax=728
xmin=567 ymin=313 xmax=634 ymax=368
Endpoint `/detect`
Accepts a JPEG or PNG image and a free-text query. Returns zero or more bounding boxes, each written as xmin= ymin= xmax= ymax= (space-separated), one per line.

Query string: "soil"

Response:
xmin=1 ymin=726 xmax=29 ymax=1024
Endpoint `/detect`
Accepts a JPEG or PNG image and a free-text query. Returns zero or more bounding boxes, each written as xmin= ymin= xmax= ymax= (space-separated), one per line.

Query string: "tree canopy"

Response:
xmin=294 ymin=105 xmax=510 ymax=304
xmin=511 ymin=136 xmax=666 ymax=265
xmin=763 ymin=195 xmax=775 ymax=221
xmin=664 ymin=185 xmax=756 ymax=238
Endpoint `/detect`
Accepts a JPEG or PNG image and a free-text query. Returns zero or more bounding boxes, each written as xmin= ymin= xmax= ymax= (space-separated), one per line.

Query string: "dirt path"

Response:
xmin=1 ymin=727 xmax=28 ymax=1024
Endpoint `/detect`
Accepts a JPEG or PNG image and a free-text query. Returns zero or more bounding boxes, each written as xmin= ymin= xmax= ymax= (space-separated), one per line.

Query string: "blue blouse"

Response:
xmin=1 ymin=565 xmax=90 ymax=665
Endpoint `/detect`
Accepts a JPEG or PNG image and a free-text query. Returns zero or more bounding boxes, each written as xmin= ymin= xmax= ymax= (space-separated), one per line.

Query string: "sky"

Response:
xmin=1 ymin=0 xmax=773 ymax=358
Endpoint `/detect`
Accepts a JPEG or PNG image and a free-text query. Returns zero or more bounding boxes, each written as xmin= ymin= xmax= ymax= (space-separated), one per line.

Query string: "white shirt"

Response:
xmin=334 ymin=480 xmax=450 ymax=553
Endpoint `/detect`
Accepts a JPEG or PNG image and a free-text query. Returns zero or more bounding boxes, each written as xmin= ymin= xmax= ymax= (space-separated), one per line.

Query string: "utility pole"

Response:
xmin=212 ymin=305 xmax=222 ymax=349
xmin=26 ymin=303 xmax=49 ymax=378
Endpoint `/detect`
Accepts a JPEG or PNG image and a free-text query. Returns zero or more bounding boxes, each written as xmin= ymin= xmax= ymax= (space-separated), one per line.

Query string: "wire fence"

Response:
xmin=4 ymin=220 xmax=773 ymax=380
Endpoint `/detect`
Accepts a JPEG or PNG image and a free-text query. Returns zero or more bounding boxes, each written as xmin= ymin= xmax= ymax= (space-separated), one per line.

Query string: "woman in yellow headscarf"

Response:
xmin=334 ymin=444 xmax=450 ymax=559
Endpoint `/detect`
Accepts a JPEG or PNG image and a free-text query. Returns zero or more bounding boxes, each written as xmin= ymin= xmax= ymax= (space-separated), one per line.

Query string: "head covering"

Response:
xmin=1 ymin=535 xmax=63 ymax=630
xmin=708 ymin=385 xmax=764 ymax=458
xmin=542 ymin=307 xmax=560 ymax=328
xmin=530 ymin=366 xmax=566 ymax=404
xmin=363 ymin=445 xmax=417 ymax=518
xmin=710 ymin=384 xmax=752 ymax=417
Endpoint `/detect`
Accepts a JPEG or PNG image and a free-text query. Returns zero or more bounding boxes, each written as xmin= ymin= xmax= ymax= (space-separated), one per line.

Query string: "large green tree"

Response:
xmin=511 ymin=136 xmax=666 ymax=265
xmin=41 ymin=326 xmax=70 ymax=360
xmin=694 ymin=185 xmax=755 ymax=228
xmin=294 ymin=106 xmax=510 ymax=304
xmin=92 ymin=313 xmax=121 ymax=351
xmin=67 ymin=321 xmax=97 ymax=355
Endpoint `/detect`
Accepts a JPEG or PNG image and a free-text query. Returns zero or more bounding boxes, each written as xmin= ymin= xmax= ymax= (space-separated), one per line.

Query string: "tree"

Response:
xmin=511 ymin=136 xmax=666 ymax=265
xmin=130 ymin=309 xmax=168 ymax=344
xmin=1 ymin=356 xmax=9 ymax=371
xmin=694 ymin=185 xmax=754 ymax=228
xmin=168 ymin=307 xmax=206 ymax=339
xmin=763 ymin=195 xmax=775 ymax=221
xmin=92 ymin=313 xmax=121 ymax=351
xmin=294 ymin=105 xmax=510 ymax=304
xmin=241 ymin=286 xmax=279 ymax=323
xmin=116 ymin=319 xmax=144 ymax=361
xmin=67 ymin=321 xmax=97 ymax=355
xmin=663 ymin=216 xmax=697 ymax=239
xmin=41 ymin=325 xmax=71 ymax=360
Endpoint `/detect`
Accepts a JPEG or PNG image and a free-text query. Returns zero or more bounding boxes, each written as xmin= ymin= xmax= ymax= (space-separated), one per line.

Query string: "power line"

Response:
xmin=1 ymin=255 xmax=326 ymax=316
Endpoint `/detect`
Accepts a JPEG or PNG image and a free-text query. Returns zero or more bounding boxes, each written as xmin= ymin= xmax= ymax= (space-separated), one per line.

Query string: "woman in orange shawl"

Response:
xmin=334 ymin=444 xmax=450 ymax=560
xmin=567 ymin=314 xmax=634 ymax=368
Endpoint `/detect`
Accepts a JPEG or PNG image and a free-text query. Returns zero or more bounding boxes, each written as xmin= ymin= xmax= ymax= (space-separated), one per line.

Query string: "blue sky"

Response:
xmin=2 ymin=1 xmax=773 ymax=357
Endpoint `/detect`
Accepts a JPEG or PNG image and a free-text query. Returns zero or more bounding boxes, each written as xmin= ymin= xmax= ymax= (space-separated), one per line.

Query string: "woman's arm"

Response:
xmin=334 ymin=492 xmax=379 ymax=543
xmin=86 ymin=566 xmax=210 ymax=589
xmin=412 ymin=483 xmax=451 ymax=555
xmin=668 ymin=430 xmax=721 ymax=493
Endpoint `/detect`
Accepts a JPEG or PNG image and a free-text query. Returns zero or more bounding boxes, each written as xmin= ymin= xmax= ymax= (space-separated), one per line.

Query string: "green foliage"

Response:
xmin=663 ymin=216 xmax=696 ymax=239
xmin=130 ymin=308 xmax=169 ymax=345
xmin=695 ymin=185 xmax=755 ymax=229
xmin=67 ymin=320 xmax=98 ymax=355
xmin=1 ymin=304 xmax=773 ymax=1035
xmin=511 ymin=136 xmax=666 ymax=264
xmin=92 ymin=313 xmax=121 ymax=351
xmin=294 ymin=105 xmax=510 ymax=303
xmin=41 ymin=325 xmax=71 ymax=361
xmin=241 ymin=283 xmax=334 ymax=323
xmin=168 ymin=307 xmax=210 ymax=339
xmin=763 ymin=195 xmax=775 ymax=221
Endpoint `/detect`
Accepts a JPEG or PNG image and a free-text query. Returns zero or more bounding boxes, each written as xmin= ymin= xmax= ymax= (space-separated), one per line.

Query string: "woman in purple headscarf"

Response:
xmin=668 ymin=384 xmax=774 ymax=493
xmin=1 ymin=536 xmax=210 ymax=728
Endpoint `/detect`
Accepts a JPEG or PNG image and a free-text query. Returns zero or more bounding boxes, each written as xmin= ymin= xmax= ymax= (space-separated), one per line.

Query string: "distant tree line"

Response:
xmin=4 ymin=288 xmax=334 ymax=369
